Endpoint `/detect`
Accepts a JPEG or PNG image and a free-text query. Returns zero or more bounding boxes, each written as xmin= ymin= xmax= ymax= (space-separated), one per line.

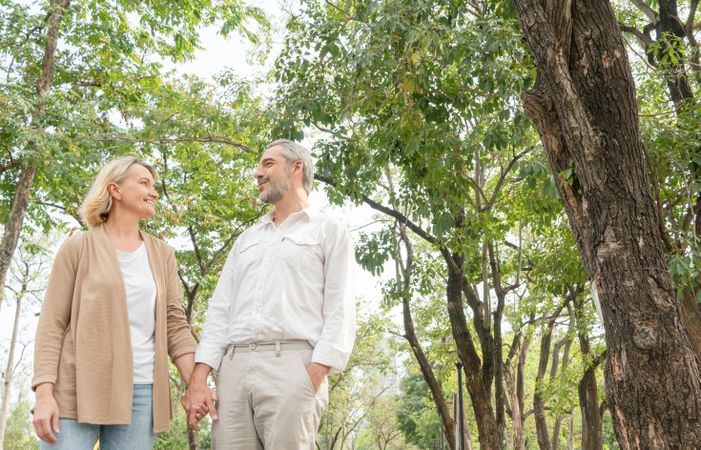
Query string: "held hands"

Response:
xmin=306 ymin=362 xmax=330 ymax=393
xmin=32 ymin=383 xmax=60 ymax=443
xmin=185 ymin=380 xmax=218 ymax=431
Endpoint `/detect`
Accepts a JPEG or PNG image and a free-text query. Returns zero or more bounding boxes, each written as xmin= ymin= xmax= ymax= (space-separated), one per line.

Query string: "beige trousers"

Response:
xmin=212 ymin=341 xmax=329 ymax=450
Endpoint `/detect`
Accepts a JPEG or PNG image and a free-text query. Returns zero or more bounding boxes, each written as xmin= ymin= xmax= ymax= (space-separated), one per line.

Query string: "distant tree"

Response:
xmin=0 ymin=239 xmax=49 ymax=449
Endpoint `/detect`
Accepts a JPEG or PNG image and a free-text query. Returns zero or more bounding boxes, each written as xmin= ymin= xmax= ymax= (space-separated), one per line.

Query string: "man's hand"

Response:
xmin=185 ymin=363 xmax=217 ymax=431
xmin=33 ymin=383 xmax=60 ymax=444
xmin=306 ymin=362 xmax=331 ymax=393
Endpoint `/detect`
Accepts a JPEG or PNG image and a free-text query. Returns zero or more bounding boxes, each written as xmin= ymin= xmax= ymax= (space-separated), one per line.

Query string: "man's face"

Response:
xmin=254 ymin=146 xmax=292 ymax=204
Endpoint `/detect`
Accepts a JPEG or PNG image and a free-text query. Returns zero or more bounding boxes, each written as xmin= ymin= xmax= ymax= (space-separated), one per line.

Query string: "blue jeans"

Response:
xmin=41 ymin=384 xmax=156 ymax=450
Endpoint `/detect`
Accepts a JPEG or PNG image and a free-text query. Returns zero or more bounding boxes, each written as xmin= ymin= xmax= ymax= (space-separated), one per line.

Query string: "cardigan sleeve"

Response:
xmin=32 ymin=236 xmax=81 ymax=390
xmin=164 ymin=246 xmax=196 ymax=360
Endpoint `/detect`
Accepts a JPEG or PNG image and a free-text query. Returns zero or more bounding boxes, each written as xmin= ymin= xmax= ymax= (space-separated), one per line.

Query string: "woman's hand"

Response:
xmin=32 ymin=383 xmax=60 ymax=443
xmin=185 ymin=380 xmax=218 ymax=431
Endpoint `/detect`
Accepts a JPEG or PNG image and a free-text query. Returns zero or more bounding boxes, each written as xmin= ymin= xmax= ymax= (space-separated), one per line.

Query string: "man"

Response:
xmin=186 ymin=139 xmax=357 ymax=449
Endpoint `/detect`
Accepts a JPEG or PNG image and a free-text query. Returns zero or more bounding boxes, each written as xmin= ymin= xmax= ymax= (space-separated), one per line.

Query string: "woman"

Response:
xmin=32 ymin=156 xmax=197 ymax=449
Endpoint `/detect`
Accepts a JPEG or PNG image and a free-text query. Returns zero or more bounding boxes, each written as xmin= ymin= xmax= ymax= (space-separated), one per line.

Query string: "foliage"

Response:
xmin=0 ymin=0 xmax=266 ymax=230
xmin=2 ymin=401 xmax=38 ymax=450
xmin=316 ymin=306 xmax=398 ymax=449
xmin=397 ymin=373 xmax=443 ymax=449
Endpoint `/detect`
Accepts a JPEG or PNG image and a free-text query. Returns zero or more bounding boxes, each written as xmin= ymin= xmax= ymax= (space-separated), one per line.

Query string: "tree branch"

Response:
xmin=630 ymin=0 xmax=659 ymax=21
xmin=315 ymin=174 xmax=437 ymax=244
xmin=619 ymin=23 xmax=654 ymax=48
xmin=481 ymin=147 xmax=530 ymax=212
xmin=79 ymin=134 xmax=255 ymax=153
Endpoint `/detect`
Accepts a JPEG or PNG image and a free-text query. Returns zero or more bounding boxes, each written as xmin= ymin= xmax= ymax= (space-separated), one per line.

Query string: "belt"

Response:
xmin=226 ymin=339 xmax=312 ymax=359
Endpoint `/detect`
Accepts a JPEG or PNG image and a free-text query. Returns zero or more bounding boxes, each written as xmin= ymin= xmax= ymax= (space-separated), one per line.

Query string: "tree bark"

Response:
xmin=0 ymin=0 xmax=70 ymax=307
xmin=513 ymin=1 xmax=701 ymax=447
xmin=622 ymin=0 xmax=701 ymax=360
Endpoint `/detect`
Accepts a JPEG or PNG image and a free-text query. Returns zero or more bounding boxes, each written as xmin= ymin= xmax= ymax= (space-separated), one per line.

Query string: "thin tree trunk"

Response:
xmin=0 ymin=0 xmax=70 ymax=307
xmin=571 ymin=296 xmax=603 ymax=450
xmin=0 ymin=288 xmax=23 ymax=448
xmin=651 ymin=0 xmax=701 ymax=360
xmin=550 ymin=335 xmax=572 ymax=449
xmin=397 ymin=224 xmax=456 ymax=449
xmin=513 ymin=1 xmax=701 ymax=447
xmin=444 ymin=251 xmax=500 ymax=449
xmin=383 ymin=165 xmax=457 ymax=448
xmin=533 ymin=321 xmax=555 ymax=450
xmin=188 ymin=428 xmax=198 ymax=450
xmin=505 ymin=330 xmax=531 ymax=450
xmin=487 ymin=243 xmax=508 ymax=448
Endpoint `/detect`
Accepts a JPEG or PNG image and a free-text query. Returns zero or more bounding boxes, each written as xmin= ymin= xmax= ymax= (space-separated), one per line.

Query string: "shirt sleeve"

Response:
xmin=194 ymin=240 xmax=239 ymax=371
xmin=311 ymin=220 xmax=357 ymax=375
xmin=32 ymin=237 xmax=81 ymax=390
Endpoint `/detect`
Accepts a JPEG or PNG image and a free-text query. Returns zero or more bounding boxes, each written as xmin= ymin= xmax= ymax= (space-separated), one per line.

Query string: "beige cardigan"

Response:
xmin=32 ymin=225 xmax=195 ymax=432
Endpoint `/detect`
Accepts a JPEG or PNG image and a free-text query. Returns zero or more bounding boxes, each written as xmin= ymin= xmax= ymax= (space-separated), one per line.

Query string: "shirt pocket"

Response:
xmin=280 ymin=233 xmax=322 ymax=270
xmin=234 ymin=238 xmax=263 ymax=276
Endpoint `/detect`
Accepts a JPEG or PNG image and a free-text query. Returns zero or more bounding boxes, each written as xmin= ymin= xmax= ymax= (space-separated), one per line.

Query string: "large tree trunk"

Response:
xmin=0 ymin=0 xmax=70 ymax=306
xmin=513 ymin=1 xmax=701 ymax=447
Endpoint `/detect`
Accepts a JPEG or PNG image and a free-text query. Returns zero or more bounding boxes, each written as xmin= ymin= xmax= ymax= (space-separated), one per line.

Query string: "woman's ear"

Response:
xmin=107 ymin=182 xmax=121 ymax=201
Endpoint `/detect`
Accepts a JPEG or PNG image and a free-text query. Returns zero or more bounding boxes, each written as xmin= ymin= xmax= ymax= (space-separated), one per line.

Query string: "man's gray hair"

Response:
xmin=265 ymin=139 xmax=314 ymax=194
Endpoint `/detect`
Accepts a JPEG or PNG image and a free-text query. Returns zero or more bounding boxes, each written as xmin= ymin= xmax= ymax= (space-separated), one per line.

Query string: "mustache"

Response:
xmin=257 ymin=176 xmax=270 ymax=185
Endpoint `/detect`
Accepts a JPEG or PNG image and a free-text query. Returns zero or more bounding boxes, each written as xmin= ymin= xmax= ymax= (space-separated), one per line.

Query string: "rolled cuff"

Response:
xmin=31 ymin=375 xmax=57 ymax=391
xmin=311 ymin=341 xmax=351 ymax=376
xmin=170 ymin=345 xmax=197 ymax=362
xmin=195 ymin=345 xmax=227 ymax=372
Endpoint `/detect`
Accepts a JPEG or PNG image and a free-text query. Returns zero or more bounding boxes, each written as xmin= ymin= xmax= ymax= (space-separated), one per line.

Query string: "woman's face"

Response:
xmin=110 ymin=163 xmax=158 ymax=220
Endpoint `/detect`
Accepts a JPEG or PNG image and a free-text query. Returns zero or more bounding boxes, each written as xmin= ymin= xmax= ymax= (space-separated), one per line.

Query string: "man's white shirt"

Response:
xmin=195 ymin=206 xmax=357 ymax=375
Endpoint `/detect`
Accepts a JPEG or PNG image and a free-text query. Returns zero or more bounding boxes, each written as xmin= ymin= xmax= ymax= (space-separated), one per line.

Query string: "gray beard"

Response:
xmin=258 ymin=176 xmax=290 ymax=204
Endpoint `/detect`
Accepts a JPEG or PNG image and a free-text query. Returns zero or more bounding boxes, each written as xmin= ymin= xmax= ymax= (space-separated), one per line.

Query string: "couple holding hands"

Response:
xmin=31 ymin=140 xmax=357 ymax=449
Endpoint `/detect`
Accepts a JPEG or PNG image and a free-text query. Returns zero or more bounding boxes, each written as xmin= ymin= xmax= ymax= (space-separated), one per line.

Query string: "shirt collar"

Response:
xmin=257 ymin=205 xmax=319 ymax=225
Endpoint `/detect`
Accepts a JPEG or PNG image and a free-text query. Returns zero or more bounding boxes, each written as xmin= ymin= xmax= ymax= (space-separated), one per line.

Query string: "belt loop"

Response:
xmin=275 ymin=341 xmax=281 ymax=357
xmin=228 ymin=343 xmax=235 ymax=360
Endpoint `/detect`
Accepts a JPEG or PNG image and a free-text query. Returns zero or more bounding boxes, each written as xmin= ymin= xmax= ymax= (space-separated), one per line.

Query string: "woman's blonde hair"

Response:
xmin=79 ymin=156 xmax=157 ymax=228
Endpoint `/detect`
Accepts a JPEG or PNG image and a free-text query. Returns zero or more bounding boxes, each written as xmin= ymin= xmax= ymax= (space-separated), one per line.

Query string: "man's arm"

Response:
xmin=186 ymin=240 xmax=241 ymax=429
xmin=195 ymin=242 xmax=239 ymax=374
xmin=310 ymin=219 xmax=357 ymax=376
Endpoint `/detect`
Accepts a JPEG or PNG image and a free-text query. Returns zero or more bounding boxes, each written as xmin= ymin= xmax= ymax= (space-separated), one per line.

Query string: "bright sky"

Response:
xmin=0 ymin=0 xmax=393 ymax=405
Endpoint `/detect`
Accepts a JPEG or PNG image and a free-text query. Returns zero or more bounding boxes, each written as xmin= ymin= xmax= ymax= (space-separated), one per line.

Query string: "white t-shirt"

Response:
xmin=116 ymin=242 xmax=156 ymax=384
